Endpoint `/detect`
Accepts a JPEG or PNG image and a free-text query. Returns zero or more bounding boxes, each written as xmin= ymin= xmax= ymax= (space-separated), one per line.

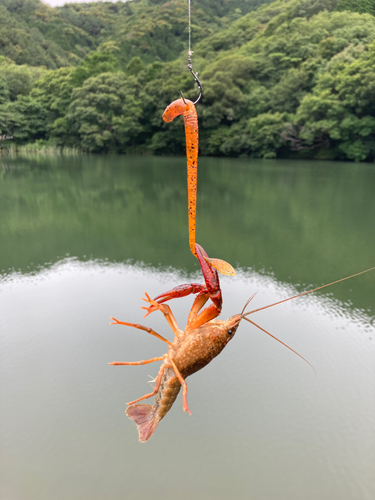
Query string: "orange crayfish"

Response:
xmin=110 ymin=242 xmax=243 ymax=442
xmin=109 ymin=243 xmax=375 ymax=442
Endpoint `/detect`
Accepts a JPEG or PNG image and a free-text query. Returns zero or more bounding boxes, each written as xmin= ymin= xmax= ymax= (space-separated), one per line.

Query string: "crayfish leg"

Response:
xmin=141 ymin=293 xmax=184 ymax=337
xmin=110 ymin=317 xmax=172 ymax=346
xmin=168 ymin=353 xmax=191 ymax=415
xmin=127 ymin=363 xmax=166 ymax=406
xmin=187 ymin=303 xmax=221 ymax=330
xmin=109 ymin=356 xmax=164 ymax=366
xmin=187 ymin=291 xmax=209 ymax=326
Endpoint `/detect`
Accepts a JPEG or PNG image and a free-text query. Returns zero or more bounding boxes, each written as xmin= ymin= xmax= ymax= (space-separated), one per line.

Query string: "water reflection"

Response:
xmin=1 ymin=155 xmax=375 ymax=312
xmin=1 ymin=259 xmax=374 ymax=500
xmin=1 ymin=154 xmax=375 ymax=498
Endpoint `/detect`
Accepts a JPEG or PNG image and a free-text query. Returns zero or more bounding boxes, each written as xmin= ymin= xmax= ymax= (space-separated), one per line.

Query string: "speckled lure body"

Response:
xmin=162 ymin=99 xmax=236 ymax=282
xmin=163 ymin=98 xmax=198 ymax=257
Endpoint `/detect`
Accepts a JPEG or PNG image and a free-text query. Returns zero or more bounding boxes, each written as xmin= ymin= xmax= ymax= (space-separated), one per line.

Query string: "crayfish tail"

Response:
xmin=126 ymin=404 xmax=160 ymax=443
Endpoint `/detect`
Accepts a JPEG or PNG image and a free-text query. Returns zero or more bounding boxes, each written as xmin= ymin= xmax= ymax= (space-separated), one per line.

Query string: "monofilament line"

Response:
xmin=188 ymin=0 xmax=192 ymax=56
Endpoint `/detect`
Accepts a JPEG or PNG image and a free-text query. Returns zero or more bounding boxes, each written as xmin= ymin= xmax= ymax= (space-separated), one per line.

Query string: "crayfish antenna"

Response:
xmin=240 ymin=292 xmax=258 ymax=315
xmin=242 ymin=317 xmax=316 ymax=376
xmin=242 ymin=266 xmax=375 ymax=318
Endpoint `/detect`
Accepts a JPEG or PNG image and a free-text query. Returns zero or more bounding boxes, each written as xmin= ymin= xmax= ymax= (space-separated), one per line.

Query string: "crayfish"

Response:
xmin=109 ymin=243 xmax=374 ymax=442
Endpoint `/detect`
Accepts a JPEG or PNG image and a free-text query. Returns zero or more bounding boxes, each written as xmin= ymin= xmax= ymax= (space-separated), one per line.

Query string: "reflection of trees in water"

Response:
xmin=1 ymin=155 xmax=374 ymax=312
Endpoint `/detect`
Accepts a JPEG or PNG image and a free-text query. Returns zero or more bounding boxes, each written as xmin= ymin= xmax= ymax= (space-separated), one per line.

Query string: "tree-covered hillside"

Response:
xmin=337 ymin=0 xmax=375 ymax=15
xmin=0 ymin=0 xmax=273 ymax=68
xmin=0 ymin=0 xmax=91 ymax=68
xmin=1 ymin=0 xmax=375 ymax=161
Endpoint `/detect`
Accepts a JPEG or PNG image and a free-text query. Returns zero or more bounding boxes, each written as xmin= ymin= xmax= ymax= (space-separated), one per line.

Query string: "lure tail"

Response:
xmin=126 ymin=404 xmax=160 ymax=443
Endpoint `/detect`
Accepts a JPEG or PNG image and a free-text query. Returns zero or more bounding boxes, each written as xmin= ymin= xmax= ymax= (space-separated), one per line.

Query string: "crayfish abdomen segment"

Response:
xmin=154 ymin=367 xmax=182 ymax=420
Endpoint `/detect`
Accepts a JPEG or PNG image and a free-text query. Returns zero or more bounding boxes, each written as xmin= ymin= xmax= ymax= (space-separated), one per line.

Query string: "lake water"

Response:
xmin=1 ymin=155 xmax=374 ymax=500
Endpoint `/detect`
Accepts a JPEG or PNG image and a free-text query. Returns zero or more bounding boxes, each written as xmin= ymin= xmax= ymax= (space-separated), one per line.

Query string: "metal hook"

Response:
xmin=189 ymin=67 xmax=203 ymax=105
xmin=180 ymin=91 xmax=187 ymax=104
xmin=180 ymin=52 xmax=202 ymax=105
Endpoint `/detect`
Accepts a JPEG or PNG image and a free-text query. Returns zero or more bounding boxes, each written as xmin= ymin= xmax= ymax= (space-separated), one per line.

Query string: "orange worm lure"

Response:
xmin=162 ymin=98 xmax=236 ymax=277
xmin=163 ymin=98 xmax=198 ymax=257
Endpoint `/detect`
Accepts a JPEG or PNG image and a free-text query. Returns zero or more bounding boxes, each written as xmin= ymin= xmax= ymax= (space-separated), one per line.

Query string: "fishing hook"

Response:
xmin=181 ymin=51 xmax=202 ymax=105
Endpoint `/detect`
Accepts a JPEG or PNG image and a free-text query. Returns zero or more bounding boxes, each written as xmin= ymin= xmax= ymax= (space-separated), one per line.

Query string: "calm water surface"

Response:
xmin=1 ymin=155 xmax=374 ymax=500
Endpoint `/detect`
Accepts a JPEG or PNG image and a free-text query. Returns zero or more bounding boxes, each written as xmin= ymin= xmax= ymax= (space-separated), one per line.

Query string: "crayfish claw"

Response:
xmin=142 ymin=306 xmax=157 ymax=318
xmin=141 ymin=292 xmax=152 ymax=302
xmin=141 ymin=292 xmax=160 ymax=307
xmin=141 ymin=292 xmax=163 ymax=317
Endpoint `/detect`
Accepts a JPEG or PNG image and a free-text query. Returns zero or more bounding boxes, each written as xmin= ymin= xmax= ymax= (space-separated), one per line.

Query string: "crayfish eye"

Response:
xmin=228 ymin=329 xmax=234 ymax=335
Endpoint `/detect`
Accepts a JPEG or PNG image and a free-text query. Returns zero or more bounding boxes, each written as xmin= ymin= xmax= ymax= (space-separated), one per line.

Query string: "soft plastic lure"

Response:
xmin=162 ymin=98 xmax=236 ymax=276
xmin=163 ymin=98 xmax=198 ymax=257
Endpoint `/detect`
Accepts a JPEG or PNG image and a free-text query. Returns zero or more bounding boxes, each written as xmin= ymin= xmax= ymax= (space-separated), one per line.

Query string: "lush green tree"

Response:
xmin=59 ymin=72 xmax=143 ymax=153
xmin=246 ymin=112 xmax=289 ymax=158
xmin=292 ymin=0 xmax=339 ymax=19
xmin=10 ymin=95 xmax=48 ymax=141
xmin=126 ymin=57 xmax=146 ymax=76
xmin=0 ymin=95 xmax=47 ymax=142
xmin=0 ymin=75 xmax=10 ymax=105
xmin=288 ymin=41 xmax=375 ymax=160
xmin=0 ymin=60 xmax=45 ymax=101
xmin=70 ymin=51 xmax=120 ymax=87
xmin=0 ymin=73 xmax=11 ymax=139
xmin=30 ymin=67 xmax=75 ymax=133
xmin=336 ymin=0 xmax=375 ymax=15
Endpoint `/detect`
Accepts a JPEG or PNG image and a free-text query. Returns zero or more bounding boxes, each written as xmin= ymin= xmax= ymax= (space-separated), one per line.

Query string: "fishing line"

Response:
xmin=188 ymin=0 xmax=192 ymax=57
xmin=184 ymin=0 xmax=202 ymax=104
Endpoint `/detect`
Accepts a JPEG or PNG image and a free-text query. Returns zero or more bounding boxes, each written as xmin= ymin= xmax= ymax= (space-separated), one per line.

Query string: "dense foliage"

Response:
xmin=0 ymin=0 xmax=272 ymax=68
xmin=337 ymin=0 xmax=375 ymax=15
xmin=1 ymin=0 xmax=375 ymax=161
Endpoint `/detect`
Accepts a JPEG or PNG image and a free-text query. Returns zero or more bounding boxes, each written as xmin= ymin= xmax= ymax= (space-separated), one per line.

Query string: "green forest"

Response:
xmin=1 ymin=0 xmax=375 ymax=161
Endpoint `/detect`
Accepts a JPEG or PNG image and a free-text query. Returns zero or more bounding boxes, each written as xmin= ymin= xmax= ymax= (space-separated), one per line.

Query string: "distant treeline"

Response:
xmin=1 ymin=0 xmax=375 ymax=161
